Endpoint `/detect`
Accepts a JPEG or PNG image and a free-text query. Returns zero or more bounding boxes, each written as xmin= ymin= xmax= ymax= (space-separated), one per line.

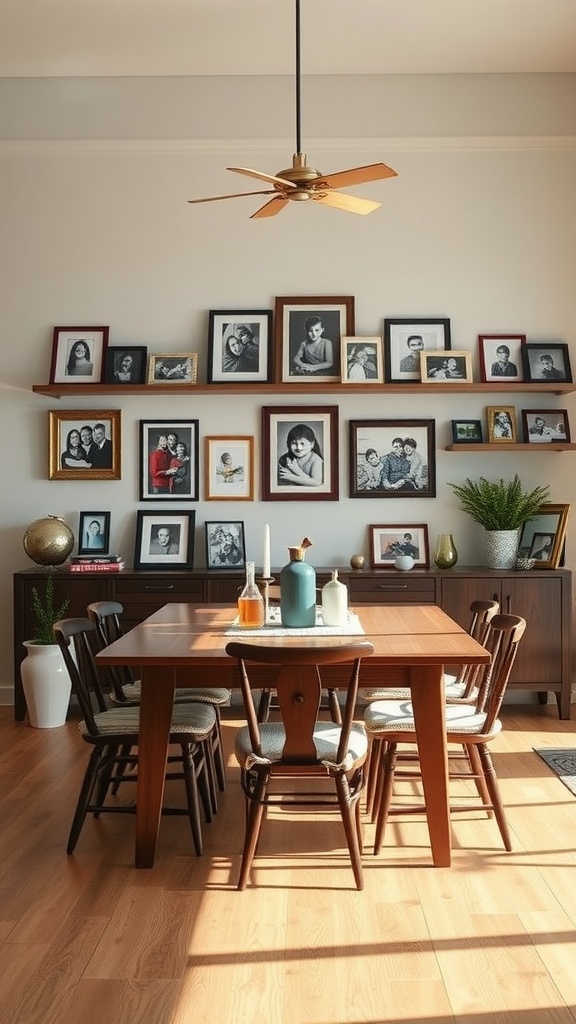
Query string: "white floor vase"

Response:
xmin=20 ymin=641 xmax=72 ymax=728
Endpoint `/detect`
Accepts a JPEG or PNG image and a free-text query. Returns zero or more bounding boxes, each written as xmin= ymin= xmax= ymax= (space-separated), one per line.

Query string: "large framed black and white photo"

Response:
xmin=49 ymin=325 xmax=109 ymax=385
xmin=139 ymin=419 xmax=199 ymax=501
xmin=349 ymin=419 xmax=436 ymax=498
xmin=274 ymin=295 xmax=354 ymax=384
xmin=49 ymin=409 xmax=121 ymax=480
xmin=261 ymin=405 xmax=339 ymax=501
xmin=207 ymin=310 xmax=273 ymax=383
xmin=134 ymin=510 xmax=196 ymax=570
xmin=205 ymin=521 xmax=246 ymax=570
xmin=384 ymin=317 xmax=451 ymax=383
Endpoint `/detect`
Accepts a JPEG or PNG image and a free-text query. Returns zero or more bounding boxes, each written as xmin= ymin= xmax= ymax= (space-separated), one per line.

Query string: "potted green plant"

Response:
xmin=448 ymin=474 xmax=550 ymax=568
xmin=21 ymin=576 xmax=72 ymax=728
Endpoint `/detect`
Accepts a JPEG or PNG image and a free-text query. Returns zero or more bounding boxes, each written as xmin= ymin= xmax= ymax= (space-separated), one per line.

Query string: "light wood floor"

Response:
xmin=1 ymin=702 xmax=575 ymax=1024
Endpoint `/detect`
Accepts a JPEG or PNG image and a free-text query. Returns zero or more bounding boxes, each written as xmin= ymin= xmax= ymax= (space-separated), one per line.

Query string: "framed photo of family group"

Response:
xmin=349 ymin=419 xmax=436 ymax=499
xmin=139 ymin=419 xmax=199 ymax=501
xmin=49 ymin=409 xmax=121 ymax=480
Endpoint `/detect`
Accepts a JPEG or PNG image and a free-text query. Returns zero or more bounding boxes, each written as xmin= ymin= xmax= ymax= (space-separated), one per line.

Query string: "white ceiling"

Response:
xmin=1 ymin=0 xmax=575 ymax=78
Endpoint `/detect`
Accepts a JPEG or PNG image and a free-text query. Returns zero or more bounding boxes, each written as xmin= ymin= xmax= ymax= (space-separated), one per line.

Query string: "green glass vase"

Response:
xmin=434 ymin=533 xmax=458 ymax=569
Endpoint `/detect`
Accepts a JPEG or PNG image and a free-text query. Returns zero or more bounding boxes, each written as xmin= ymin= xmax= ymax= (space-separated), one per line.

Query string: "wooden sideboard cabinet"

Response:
xmin=13 ymin=565 xmax=572 ymax=721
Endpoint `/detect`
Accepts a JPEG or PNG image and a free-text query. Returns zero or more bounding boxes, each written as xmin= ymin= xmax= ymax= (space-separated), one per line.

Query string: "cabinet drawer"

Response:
xmin=114 ymin=575 xmax=203 ymax=624
xmin=349 ymin=575 xmax=436 ymax=604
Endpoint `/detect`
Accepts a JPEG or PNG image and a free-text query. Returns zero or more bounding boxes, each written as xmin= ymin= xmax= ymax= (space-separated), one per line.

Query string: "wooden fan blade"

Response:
xmin=317 ymin=162 xmax=397 ymax=190
xmin=228 ymin=166 xmax=296 ymax=189
xmin=250 ymin=196 xmax=290 ymax=219
xmin=188 ymin=189 xmax=276 ymax=205
xmin=313 ymin=191 xmax=381 ymax=215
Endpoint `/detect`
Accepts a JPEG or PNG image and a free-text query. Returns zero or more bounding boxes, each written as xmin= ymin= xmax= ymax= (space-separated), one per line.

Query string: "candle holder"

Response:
xmin=257 ymin=576 xmax=276 ymax=624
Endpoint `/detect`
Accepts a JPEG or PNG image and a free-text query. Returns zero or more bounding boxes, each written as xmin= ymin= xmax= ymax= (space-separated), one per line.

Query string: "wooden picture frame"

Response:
xmin=486 ymin=405 xmax=517 ymax=443
xmin=349 ymin=419 xmax=436 ymax=498
xmin=274 ymin=295 xmax=354 ymax=384
xmin=77 ymin=511 xmax=111 ymax=555
xmin=205 ymin=521 xmax=246 ymax=570
xmin=420 ymin=350 xmax=473 ymax=383
xmin=49 ymin=325 xmax=109 ymax=385
xmin=134 ymin=510 xmax=196 ymax=570
xmin=451 ymin=419 xmax=483 ymax=444
xmin=207 ymin=310 xmax=273 ymax=383
xmin=147 ymin=353 xmax=198 ymax=384
xmin=521 ymin=409 xmax=571 ymax=443
xmin=521 ymin=343 xmax=573 ymax=384
xmin=204 ymin=435 xmax=254 ymax=500
xmin=104 ymin=346 xmax=148 ymax=385
xmin=369 ymin=523 xmax=430 ymax=569
xmin=478 ymin=334 xmax=526 ymax=383
xmin=517 ymin=503 xmax=570 ymax=569
xmin=340 ymin=336 xmax=383 ymax=384
xmin=384 ymin=317 xmax=451 ymax=383
xmin=49 ymin=409 xmax=121 ymax=480
xmin=139 ymin=419 xmax=199 ymax=501
xmin=261 ymin=405 xmax=339 ymax=501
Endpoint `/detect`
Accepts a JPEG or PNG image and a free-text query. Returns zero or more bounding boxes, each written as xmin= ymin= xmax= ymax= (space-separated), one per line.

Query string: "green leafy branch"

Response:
xmin=448 ymin=474 xmax=550 ymax=531
xmin=31 ymin=576 xmax=70 ymax=645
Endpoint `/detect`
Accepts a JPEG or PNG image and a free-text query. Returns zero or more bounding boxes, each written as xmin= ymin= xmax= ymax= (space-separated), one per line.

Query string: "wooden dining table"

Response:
xmin=95 ymin=602 xmax=490 ymax=869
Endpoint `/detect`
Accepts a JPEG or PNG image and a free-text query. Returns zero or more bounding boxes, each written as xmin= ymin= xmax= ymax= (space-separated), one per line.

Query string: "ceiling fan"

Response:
xmin=188 ymin=0 xmax=397 ymax=219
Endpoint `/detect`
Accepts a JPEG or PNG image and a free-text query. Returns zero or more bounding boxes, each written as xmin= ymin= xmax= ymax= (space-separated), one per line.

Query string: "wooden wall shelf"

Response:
xmin=445 ymin=443 xmax=576 ymax=452
xmin=32 ymin=382 xmax=576 ymax=399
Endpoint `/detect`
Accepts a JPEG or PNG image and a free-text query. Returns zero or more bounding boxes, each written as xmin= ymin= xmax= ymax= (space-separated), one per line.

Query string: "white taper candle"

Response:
xmin=263 ymin=523 xmax=271 ymax=578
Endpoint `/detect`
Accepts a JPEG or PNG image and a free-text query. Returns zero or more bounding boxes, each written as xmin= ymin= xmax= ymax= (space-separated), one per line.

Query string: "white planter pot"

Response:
xmin=20 ymin=641 xmax=72 ymax=728
xmin=485 ymin=529 xmax=520 ymax=570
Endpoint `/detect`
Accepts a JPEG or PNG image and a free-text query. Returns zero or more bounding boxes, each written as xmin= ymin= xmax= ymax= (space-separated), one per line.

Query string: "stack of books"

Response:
xmin=68 ymin=555 xmax=125 ymax=573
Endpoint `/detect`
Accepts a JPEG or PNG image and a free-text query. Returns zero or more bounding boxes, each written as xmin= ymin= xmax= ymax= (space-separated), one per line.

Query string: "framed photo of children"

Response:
xmin=49 ymin=409 xmax=121 ymax=480
xmin=340 ymin=336 xmax=383 ymax=384
xmin=134 ymin=510 xmax=195 ymax=570
xmin=77 ymin=511 xmax=111 ymax=554
xmin=516 ymin=503 xmax=570 ymax=569
xmin=420 ymin=350 xmax=473 ymax=382
xmin=369 ymin=523 xmax=430 ymax=569
xmin=274 ymin=295 xmax=354 ymax=384
xmin=49 ymin=325 xmax=109 ymax=385
xmin=486 ymin=406 xmax=517 ymax=443
xmin=383 ymin=317 xmax=451 ymax=383
xmin=139 ymin=419 xmax=199 ymax=501
xmin=261 ymin=405 xmax=339 ymax=501
xmin=349 ymin=419 xmax=436 ymax=499
xmin=147 ymin=353 xmax=197 ymax=384
xmin=521 ymin=409 xmax=571 ymax=443
xmin=207 ymin=310 xmax=273 ymax=383
xmin=478 ymin=334 xmax=526 ymax=383
xmin=205 ymin=521 xmax=246 ymax=570
xmin=205 ymin=436 xmax=254 ymax=501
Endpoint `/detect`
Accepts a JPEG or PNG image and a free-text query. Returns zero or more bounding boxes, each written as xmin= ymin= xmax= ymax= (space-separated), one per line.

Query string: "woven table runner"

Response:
xmin=226 ymin=607 xmax=365 ymax=638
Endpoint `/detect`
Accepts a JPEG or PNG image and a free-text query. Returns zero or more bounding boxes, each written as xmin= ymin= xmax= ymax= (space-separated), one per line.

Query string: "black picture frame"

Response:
xmin=521 ymin=343 xmax=572 ymax=384
xmin=205 ymin=521 xmax=246 ymax=570
xmin=139 ymin=419 xmax=199 ymax=501
xmin=134 ymin=510 xmax=195 ymax=570
xmin=349 ymin=419 xmax=436 ymax=498
xmin=207 ymin=310 xmax=273 ymax=383
xmin=104 ymin=346 xmax=148 ymax=385
xmin=451 ymin=419 xmax=483 ymax=443
xmin=77 ymin=511 xmax=111 ymax=554
xmin=274 ymin=296 xmax=354 ymax=384
xmin=521 ymin=408 xmax=571 ymax=443
xmin=261 ymin=405 xmax=339 ymax=501
xmin=383 ymin=318 xmax=451 ymax=383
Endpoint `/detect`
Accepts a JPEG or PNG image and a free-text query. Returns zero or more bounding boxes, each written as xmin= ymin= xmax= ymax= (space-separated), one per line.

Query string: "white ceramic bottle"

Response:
xmin=321 ymin=570 xmax=348 ymax=627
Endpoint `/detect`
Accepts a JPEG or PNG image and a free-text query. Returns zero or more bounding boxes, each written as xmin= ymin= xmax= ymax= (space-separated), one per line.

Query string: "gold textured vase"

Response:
xmin=23 ymin=515 xmax=74 ymax=566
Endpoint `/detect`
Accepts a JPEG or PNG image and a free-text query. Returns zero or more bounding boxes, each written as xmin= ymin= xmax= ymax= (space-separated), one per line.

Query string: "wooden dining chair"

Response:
xmin=225 ymin=639 xmax=374 ymax=891
xmin=54 ymin=617 xmax=217 ymax=856
xmin=365 ymin=613 xmax=526 ymax=856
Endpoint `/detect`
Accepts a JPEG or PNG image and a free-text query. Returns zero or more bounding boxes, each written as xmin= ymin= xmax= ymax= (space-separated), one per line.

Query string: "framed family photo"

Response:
xmin=49 ymin=409 xmax=121 ymax=480
xmin=421 ymin=350 xmax=473 ymax=382
xmin=261 ymin=405 xmax=339 ymax=501
xmin=486 ymin=405 xmax=517 ymax=443
xmin=517 ymin=503 xmax=570 ymax=569
xmin=104 ymin=346 xmax=147 ymax=385
xmin=207 ymin=310 xmax=273 ymax=383
xmin=205 ymin=436 xmax=254 ymax=501
xmin=478 ymin=334 xmax=526 ymax=383
xmin=521 ymin=409 xmax=571 ymax=443
xmin=134 ymin=510 xmax=196 ymax=570
xmin=451 ymin=419 xmax=483 ymax=444
xmin=49 ymin=325 xmax=109 ymax=385
xmin=340 ymin=336 xmax=383 ymax=384
xmin=147 ymin=353 xmax=197 ymax=384
xmin=205 ymin=521 xmax=246 ymax=570
xmin=521 ymin=343 xmax=572 ymax=384
xmin=369 ymin=523 xmax=430 ymax=569
xmin=274 ymin=295 xmax=354 ymax=384
xmin=139 ymin=419 xmax=199 ymax=501
xmin=384 ymin=317 xmax=451 ymax=383
xmin=77 ymin=511 xmax=111 ymax=555
xmin=349 ymin=419 xmax=436 ymax=498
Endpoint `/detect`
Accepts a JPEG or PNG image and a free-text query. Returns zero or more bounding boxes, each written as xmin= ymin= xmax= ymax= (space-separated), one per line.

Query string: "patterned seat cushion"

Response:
xmin=364 ymin=698 xmax=500 ymax=737
xmin=80 ymin=700 xmax=217 ymax=740
xmin=119 ymin=682 xmax=230 ymax=706
xmin=235 ymin=720 xmax=368 ymax=772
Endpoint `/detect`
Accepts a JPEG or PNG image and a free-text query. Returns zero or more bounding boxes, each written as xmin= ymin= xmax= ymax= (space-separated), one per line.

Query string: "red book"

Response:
xmin=68 ymin=562 xmax=124 ymax=573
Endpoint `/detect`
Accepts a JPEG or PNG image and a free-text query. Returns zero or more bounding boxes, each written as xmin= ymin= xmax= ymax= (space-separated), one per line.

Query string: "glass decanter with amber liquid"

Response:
xmin=237 ymin=561 xmax=265 ymax=628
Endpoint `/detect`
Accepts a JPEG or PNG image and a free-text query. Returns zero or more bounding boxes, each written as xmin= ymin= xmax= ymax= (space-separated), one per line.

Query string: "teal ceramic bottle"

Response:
xmin=280 ymin=545 xmax=316 ymax=628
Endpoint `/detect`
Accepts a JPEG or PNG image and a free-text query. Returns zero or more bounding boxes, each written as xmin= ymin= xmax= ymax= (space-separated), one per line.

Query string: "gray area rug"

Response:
xmin=534 ymin=748 xmax=576 ymax=796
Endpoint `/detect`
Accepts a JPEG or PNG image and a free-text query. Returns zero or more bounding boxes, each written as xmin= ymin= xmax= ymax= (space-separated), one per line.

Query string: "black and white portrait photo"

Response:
xmin=49 ymin=409 xmax=121 ymax=480
xmin=522 ymin=343 xmax=572 ymax=384
xmin=77 ymin=511 xmax=111 ymax=554
xmin=275 ymin=297 xmax=353 ymax=384
xmin=384 ymin=318 xmax=451 ymax=383
xmin=105 ymin=346 xmax=147 ymax=385
xmin=49 ymin=325 xmax=109 ymax=385
xmin=208 ymin=310 xmax=272 ymax=383
xmin=134 ymin=510 xmax=195 ymax=570
xmin=205 ymin=521 xmax=246 ymax=570
xmin=422 ymin=351 xmax=471 ymax=381
xmin=262 ymin=405 xmax=339 ymax=501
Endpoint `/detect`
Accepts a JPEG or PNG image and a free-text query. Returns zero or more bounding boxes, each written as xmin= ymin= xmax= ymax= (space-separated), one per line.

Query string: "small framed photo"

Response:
xmin=147 ymin=353 xmax=197 ymax=384
xmin=262 ymin=405 xmax=339 ymax=501
xmin=421 ymin=350 xmax=473 ymax=382
xmin=451 ymin=419 xmax=483 ymax=444
xmin=139 ymin=420 xmax=199 ymax=501
xmin=369 ymin=524 xmax=430 ymax=569
xmin=486 ymin=405 xmax=517 ymax=443
xmin=384 ymin=318 xmax=451 ymax=383
xmin=274 ymin=295 xmax=354 ymax=384
xmin=205 ymin=521 xmax=246 ymax=570
xmin=104 ymin=346 xmax=147 ymax=385
xmin=341 ymin=337 xmax=383 ymax=384
xmin=478 ymin=334 xmax=526 ymax=383
xmin=207 ymin=310 xmax=273 ymax=383
xmin=49 ymin=326 xmax=109 ymax=385
xmin=521 ymin=343 xmax=572 ymax=384
xmin=349 ymin=419 xmax=436 ymax=498
xmin=521 ymin=409 xmax=571 ymax=443
xmin=77 ymin=511 xmax=111 ymax=555
xmin=49 ymin=410 xmax=121 ymax=480
xmin=517 ymin=503 xmax=570 ymax=569
xmin=205 ymin=436 xmax=254 ymax=501
xmin=134 ymin=510 xmax=196 ymax=570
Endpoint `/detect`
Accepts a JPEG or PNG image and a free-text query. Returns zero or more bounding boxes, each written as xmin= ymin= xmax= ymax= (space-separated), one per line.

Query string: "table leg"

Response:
xmin=135 ymin=666 xmax=176 ymax=868
xmin=409 ymin=664 xmax=451 ymax=867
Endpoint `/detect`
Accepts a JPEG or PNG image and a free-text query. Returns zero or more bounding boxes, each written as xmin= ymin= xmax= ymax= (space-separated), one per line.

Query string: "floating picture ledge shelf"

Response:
xmin=445 ymin=443 xmax=576 ymax=452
